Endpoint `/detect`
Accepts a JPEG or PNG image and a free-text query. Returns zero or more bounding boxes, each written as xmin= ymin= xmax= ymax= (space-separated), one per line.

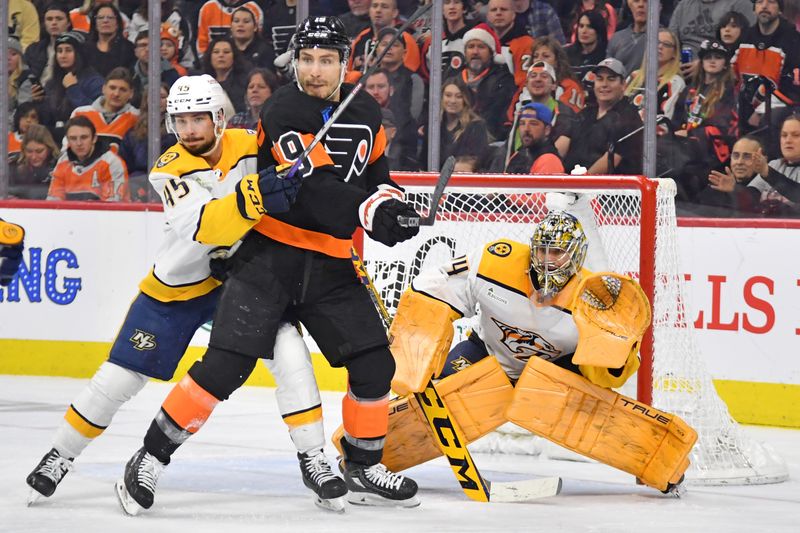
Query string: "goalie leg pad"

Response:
xmin=506 ymin=357 xmax=697 ymax=492
xmin=333 ymin=356 xmax=514 ymax=471
xmin=389 ymin=289 xmax=460 ymax=396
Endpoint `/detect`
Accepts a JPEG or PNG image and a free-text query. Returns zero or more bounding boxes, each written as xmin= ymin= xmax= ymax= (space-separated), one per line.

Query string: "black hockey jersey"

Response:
xmin=253 ymin=83 xmax=393 ymax=258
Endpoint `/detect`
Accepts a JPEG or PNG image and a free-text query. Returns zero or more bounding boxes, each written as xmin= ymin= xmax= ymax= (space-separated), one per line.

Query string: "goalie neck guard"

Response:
xmin=529 ymin=211 xmax=588 ymax=303
xmin=291 ymin=16 xmax=350 ymax=101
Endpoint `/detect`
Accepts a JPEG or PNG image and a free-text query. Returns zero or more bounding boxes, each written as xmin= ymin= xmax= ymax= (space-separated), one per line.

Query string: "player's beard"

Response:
xmin=182 ymin=136 xmax=216 ymax=156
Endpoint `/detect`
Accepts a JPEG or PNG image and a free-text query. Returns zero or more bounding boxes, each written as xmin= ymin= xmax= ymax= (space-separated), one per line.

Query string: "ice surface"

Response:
xmin=1 ymin=376 xmax=797 ymax=533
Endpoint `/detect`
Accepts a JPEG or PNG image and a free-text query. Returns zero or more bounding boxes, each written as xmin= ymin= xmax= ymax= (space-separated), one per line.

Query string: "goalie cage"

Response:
xmin=358 ymin=173 xmax=788 ymax=486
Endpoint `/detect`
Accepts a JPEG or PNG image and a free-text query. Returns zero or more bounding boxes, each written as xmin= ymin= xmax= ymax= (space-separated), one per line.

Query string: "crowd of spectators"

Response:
xmin=4 ymin=0 xmax=800 ymax=217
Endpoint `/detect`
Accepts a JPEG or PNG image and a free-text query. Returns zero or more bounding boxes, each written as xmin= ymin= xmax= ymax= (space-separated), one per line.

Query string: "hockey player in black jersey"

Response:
xmin=117 ymin=16 xmax=422 ymax=515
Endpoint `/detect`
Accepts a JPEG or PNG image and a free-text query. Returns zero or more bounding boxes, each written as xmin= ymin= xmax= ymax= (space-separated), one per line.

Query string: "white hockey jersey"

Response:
xmin=139 ymin=128 xmax=259 ymax=302
xmin=411 ymin=239 xmax=588 ymax=381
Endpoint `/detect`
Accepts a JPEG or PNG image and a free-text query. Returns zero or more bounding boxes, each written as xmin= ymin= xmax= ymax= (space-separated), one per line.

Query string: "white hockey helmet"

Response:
xmin=166 ymin=74 xmax=229 ymax=153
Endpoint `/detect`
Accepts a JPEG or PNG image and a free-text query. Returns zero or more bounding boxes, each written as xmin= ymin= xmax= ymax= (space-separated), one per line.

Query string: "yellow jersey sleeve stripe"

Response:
xmin=282 ymin=405 xmax=323 ymax=429
xmin=139 ymin=269 xmax=221 ymax=302
xmin=65 ymin=405 xmax=105 ymax=439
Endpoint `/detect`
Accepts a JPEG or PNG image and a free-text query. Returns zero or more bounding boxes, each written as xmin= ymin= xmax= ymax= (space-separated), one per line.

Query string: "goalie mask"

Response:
xmin=166 ymin=75 xmax=228 ymax=156
xmin=292 ymin=16 xmax=351 ymax=100
xmin=529 ymin=211 xmax=588 ymax=302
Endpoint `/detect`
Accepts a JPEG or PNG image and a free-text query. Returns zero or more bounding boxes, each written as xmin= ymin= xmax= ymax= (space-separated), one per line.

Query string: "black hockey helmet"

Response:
xmin=293 ymin=16 xmax=350 ymax=63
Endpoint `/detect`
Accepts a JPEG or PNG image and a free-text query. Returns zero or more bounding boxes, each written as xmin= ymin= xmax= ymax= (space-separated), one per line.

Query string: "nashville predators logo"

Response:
xmin=487 ymin=242 xmax=512 ymax=257
xmin=156 ymin=151 xmax=179 ymax=168
xmin=130 ymin=329 xmax=157 ymax=351
xmin=491 ymin=318 xmax=561 ymax=361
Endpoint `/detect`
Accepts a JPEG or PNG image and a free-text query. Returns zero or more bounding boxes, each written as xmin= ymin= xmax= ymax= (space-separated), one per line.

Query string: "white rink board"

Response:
xmin=1 ymin=207 xmax=799 ymax=385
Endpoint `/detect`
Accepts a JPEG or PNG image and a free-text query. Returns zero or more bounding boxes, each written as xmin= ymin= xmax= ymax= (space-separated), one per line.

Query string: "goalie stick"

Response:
xmin=283 ymin=3 xmax=433 ymax=180
xmin=350 ymin=242 xmax=562 ymax=503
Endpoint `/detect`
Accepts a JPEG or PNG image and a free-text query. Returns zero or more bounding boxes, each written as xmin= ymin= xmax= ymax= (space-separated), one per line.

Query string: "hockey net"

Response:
xmin=360 ymin=173 xmax=787 ymax=486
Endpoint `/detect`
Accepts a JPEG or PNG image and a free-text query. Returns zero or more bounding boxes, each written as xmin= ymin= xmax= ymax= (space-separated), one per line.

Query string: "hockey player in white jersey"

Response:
xmin=334 ymin=210 xmax=697 ymax=494
xmin=26 ymin=75 xmax=346 ymax=511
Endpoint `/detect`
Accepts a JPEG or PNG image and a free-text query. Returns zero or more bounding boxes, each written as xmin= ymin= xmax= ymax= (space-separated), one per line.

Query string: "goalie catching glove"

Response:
xmin=236 ymin=165 xmax=302 ymax=220
xmin=570 ymin=272 xmax=651 ymax=377
xmin=359 ymin=185 xmax=421 ymax=246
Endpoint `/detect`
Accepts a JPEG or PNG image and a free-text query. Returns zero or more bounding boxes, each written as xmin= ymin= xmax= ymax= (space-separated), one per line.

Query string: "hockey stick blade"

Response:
xmin=397 ymin=155 xmax=456 ymax=228
xmin=488 ymin=477 xmax=563 ymax=503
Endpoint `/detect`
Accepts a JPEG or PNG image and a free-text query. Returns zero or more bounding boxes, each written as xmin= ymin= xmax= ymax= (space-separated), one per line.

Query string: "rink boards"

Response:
xmin=0 ymin=203 xmax=798 ymax=427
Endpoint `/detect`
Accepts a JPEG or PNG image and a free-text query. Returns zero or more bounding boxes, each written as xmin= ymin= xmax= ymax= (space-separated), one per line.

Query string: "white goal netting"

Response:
xmin=362 ymin=174 xmax=787 ymax=486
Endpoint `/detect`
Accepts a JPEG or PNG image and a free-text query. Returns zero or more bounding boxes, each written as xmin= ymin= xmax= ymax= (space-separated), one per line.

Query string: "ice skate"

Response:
xmin=26 ymin=448 xmax=73 ymax=505
xmin=298 ymin=450 xmax=348 ymax=513
xmin=115 ymin=446 xmax=166 ymax=516
xmin=343 ymin=462 xmax=419 ymax=508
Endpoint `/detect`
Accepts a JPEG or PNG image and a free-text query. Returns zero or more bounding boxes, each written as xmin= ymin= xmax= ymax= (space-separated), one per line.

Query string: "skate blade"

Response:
xmin=27 ymin=488 xmax=43 ymax=507
xmin=347 ymin=492 xmax=420 ymax=508
xmin=114 ymin=479 xmax=142 ymax=516
xmin=313 ymin=495 xmax=347 ymax=513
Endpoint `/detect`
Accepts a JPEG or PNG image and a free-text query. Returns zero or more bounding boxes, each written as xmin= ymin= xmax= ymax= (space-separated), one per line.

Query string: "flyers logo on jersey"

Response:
xmin=323 ymin=123 xmax=373 ymax=181
xmin=491 ymin=318 xmax=561 ymax=361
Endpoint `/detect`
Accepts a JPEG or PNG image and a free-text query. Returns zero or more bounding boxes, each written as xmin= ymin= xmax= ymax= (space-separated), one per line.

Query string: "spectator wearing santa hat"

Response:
xmin=454 ymin=22 xmax=516 ymax=140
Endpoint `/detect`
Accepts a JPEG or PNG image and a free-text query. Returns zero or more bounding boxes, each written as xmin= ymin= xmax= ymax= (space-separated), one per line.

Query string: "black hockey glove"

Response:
xmin=208 ymin=249 xmax=231 ymax=282
xmin=0 ymin=244 xmax=24 ymax=286
xmin=359 ymin=186 xmax=420 ymax=246
xmin=258 ymin=165 xmax=302 ymax=213
xmin=236 ymin=165 xmax=302 ymax=219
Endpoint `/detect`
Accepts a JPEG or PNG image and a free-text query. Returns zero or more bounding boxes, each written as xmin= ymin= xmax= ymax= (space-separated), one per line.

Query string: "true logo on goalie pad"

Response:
xmin=129 ymin=329 xmax=157 ymax=351
xmin=491 ymin=318 xmax=561 ymax=361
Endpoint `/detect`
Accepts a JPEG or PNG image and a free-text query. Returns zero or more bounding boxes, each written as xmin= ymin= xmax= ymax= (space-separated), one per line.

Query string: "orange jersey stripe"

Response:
xmin=342 ymin=393 xmax=389 ymax=439
xmin=161 ymin=375 xmax=220 ymax=433
xmin=270 ymin=132 xmax=334 ymax=169
xmin=253 ymin=216 xmax=353 ymax=258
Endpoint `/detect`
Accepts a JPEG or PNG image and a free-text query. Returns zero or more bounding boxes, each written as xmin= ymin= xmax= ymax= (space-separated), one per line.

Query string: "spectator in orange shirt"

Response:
xmin=8 ymin=102 xmax=40 ymax=163
xmin=196 ymin=0 xmax=263 ymax=57
xmin=350 ymin=0 xmax=421 ymax=72
xmin=505 ymin=102 xmax=565 ymax=173
xmin=48 ymin=116 xmax=129 ymax=202
xmin=532 ymin=36 xmax=586 ymax=112
xmin=70 ymin=67 xmax=139 ymax=152
xmin=487 ymin=0 xmax=535 ymax=88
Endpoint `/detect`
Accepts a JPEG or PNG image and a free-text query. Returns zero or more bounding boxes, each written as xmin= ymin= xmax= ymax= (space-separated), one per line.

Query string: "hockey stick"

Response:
xmin=349 ymin=248 xmax=562 ymax=503
xmin=397 ymin=155 xmax=455 ymax=228
xmin=285 ymin=2 xmax=433 ymax=179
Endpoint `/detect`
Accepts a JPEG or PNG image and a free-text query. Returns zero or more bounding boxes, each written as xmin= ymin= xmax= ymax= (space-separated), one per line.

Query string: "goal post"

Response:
xmin=358 ymin=172 xmax=788 ymax=486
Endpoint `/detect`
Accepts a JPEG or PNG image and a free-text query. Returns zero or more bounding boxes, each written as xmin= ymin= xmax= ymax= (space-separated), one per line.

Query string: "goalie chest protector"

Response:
xmin=469 ymin=240 xmax=586 ymax=380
